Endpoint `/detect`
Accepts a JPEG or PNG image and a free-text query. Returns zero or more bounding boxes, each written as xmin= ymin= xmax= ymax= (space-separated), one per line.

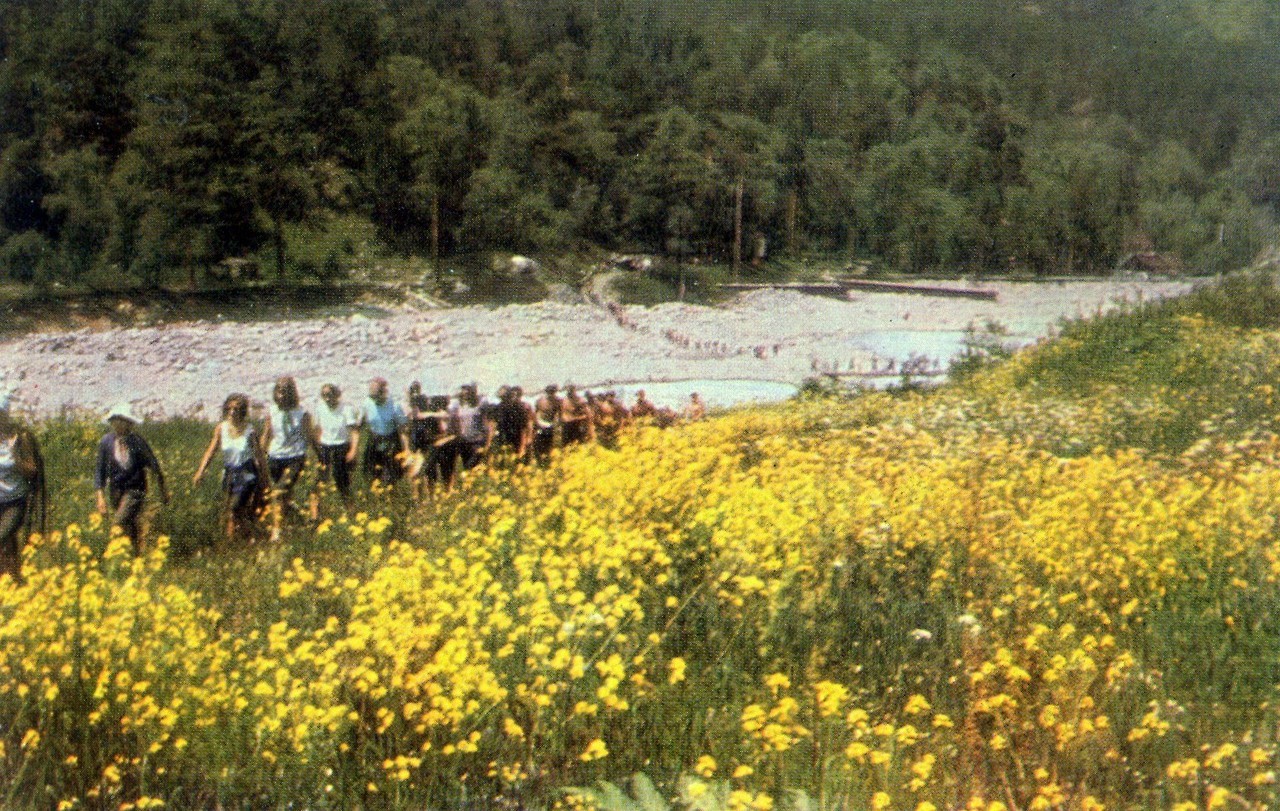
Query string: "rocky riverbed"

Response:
xmin=0 ymin=279 xmax=1196 ymax=418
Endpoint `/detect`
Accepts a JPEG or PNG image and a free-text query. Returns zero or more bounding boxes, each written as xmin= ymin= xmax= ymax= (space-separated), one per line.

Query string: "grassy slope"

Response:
xmin=6 ymin=273 xmax=1280 ymax=809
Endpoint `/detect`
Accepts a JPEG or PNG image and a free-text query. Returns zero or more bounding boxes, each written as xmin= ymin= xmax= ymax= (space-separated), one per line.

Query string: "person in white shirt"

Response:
xmin=448 ymin=383 xmax=493 ymax=471
xmin=260 ymin=376 xmax=314 ymax=542
xmin=193 ymin=393 xmax=270 ymax=545
xmin=0 ymin=389 xmax=42 ymax=583
xmin=311 ymin=383 xmax=359 ymax=517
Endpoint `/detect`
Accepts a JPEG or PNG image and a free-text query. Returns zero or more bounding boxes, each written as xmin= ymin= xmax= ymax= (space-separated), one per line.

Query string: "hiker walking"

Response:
xmin=95 ymin=402 xmax=168 ymax=553
xmin=193 ymin=393 xmax=269 ymax=545
xmin=261 ymin=376 xmax=313 ymax=542
xmin=0 ymin=389 xmax=43 ymax=582
xmin=312 ymin=383 xmax=359 ymax=517
xmin=360 ymin=378 xmax=409 ymax=488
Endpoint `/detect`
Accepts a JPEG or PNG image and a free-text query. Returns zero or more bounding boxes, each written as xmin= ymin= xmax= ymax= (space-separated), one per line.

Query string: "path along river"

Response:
xmin=0 ymin=279 xmax=1196 ymax=418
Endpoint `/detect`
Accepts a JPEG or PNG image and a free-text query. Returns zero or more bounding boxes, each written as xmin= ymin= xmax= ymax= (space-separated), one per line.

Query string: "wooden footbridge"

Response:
xmin=721 ymin=278 xmax=998 ymax=301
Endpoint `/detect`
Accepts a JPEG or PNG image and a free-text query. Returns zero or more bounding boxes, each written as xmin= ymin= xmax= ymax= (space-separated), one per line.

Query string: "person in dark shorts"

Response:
xmin=311 ymin=383 xmax=359 ymax=517
xmin=449 ymin=383 xmax=493 ymax=472
xmin=360 ymin=377 xmax=409 ymax=488
xmin=95 ymin=402 xmax=168 ymax=553
xmin=418 ymin=394 xmax=457 ymax=495
xmin=193 ymin=393 xmax=269 ymax=545
xmin=406 ymin=383 xmax=455 ymax=500
xmin=493 ymin=385 xmax=533 ymax=461
xmin=261 ymin=377 xmax=313 ymax=542
xmin=560 ymin=385 xmax=594 ymax=446
xmin=532 ymin=384 xmax=562 ymax=463
xmin=0 ymin=389 xmax=43 ymax=583
xmin=591 ymin=390 xmax=625 ymax=446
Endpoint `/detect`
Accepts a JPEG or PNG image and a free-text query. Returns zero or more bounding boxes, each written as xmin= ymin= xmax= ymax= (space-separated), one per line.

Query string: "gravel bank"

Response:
xmin=0 ymin=279 xmax=1195 ymax=418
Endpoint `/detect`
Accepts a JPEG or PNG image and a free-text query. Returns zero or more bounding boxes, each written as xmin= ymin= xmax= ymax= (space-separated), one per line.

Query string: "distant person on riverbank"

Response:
xmin=631 ymin=390 xmax=657 ymax=421
xmin=450 ymin=383 xmax=493 ymax=471
xmin=607 ymin=391 xmax=630 ymax=429
xmin=360 ymin=378 xmax=409 ymax=489
xmin=683 ymin=392 xmax=707 ymax=421
xmin=312 ymin=383 xmax=359 ymax=517
xmin=592 ymin=390 xmax=624 ymax=446
xmin=561 ymin=385 xmax=594 ymax=446
xmin=0 ymin=390 xmax=43 ymax=582
xmin=261 ymin=377 xmax=313 ymax=543
xmin=533 ymin=384 xmax=561 ymax=463
xmin=193 ymin=393 xmax=268 ymax=546
xmin=95 ymin=402 xmax=168 ymax=553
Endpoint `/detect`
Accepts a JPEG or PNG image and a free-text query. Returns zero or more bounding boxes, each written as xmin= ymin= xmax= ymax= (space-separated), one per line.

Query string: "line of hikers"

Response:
xmin=0 ymin=379 xmax=709 ymax=578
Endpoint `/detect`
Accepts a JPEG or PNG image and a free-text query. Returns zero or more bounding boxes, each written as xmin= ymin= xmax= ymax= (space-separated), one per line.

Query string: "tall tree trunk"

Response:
xmin=274 ymin=215 xmax=286 ymax=280
xmin=431 ymin=194 xmax=441 ymax=287
xmin=785 ymin=189 xmax=798 ymax=255
xmin=732 ymin=174 xmax=745 ymax=278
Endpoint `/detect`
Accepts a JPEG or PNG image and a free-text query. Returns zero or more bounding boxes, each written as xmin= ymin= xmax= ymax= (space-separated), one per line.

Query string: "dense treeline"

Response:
xmin=1 ymin=0 xmax=1278 ymax=286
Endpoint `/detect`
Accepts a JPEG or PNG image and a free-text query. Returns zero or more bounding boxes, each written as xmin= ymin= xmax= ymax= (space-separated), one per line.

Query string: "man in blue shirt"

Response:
xmin=95 ymin=403 xmax=169 ymax=553
xmin=360 ymin=378 xmax=409 ymax=488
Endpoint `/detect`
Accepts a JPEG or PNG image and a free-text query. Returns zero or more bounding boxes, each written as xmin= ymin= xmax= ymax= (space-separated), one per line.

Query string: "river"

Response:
xmin=0 ymin=278 xmax=1198 ymax=418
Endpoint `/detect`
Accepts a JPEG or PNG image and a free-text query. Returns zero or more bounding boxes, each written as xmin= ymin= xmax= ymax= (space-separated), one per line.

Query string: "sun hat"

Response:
xmin=104 ymin=402 xmax=141 ymax=425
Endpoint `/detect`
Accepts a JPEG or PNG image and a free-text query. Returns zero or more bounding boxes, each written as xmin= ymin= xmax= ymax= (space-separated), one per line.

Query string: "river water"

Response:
xmin=0 ymin=278 xmax=1199 ymax=418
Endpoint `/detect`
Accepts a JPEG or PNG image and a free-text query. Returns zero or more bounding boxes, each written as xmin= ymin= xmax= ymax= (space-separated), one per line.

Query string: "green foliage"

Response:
xmin=0 ymin=230 xmax=54 ymax=284
xmin=567 ymin=773 xmax=675 ymax=811
xmin=948 ymin=319 xmax=1013 ymax=381
xmin=0 ymin=0 xmax=1277 ymax=284
xmin=996 ymin=270 xmax=1280 ymax=454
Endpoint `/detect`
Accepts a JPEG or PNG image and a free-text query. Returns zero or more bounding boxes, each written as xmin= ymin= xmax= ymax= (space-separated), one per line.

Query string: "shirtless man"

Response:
xmin=631 ymin=389 xmax=657 ymax=421
xmin=560 ymin=385 xmax=595 ymax=446
xmin=532 ymin=384 xmax=562 ymax=462
xmin=493 ymin=385 xmax=534 ymax=461
xmin=592 ymin=391 xmax=624 ymax=446
xmin=606 ymin=391 xmax=630 ymax=430
xmin=683 ymin=392 xmax=707 ymax=421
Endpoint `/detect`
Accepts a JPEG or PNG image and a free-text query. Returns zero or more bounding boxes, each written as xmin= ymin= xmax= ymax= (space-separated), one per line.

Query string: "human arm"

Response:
xmin=13 ymin=432 xmax=39 ymax=480
xmin=259 ymin=416 xmax=273 ymax=455
xmin=519 ymin=406 xmax=534 ymax=457
xmin=345 ymin=407 xmax=360 ymax=464
xmin=481 ymin=413 xmax=495 ymax=454
xmin=192 ymin=426 xmax=221 ymax=485
xmin=302 ymin=413 xmax=319 ymax=458
xmin=94 ymin=436 xmax=110 ymax=514
xmin=140 ymin=437 xmax=169 ymax=505
xmin=397 ymin=406 xmax=410 ymax=455
xmin=252 ymin=427 xmax=270 ymax=493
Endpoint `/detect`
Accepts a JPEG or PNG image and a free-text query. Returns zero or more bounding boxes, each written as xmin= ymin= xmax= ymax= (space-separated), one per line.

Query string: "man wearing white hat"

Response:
xmin=95 ymin=402 xmax=169 ymax=553
xmin=0 ymin=388 xmax=43 ymax=582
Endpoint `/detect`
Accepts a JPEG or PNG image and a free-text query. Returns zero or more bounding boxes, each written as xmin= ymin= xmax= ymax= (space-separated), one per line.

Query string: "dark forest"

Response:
xmin=2 ymin=0 xmax=1279 ymax=285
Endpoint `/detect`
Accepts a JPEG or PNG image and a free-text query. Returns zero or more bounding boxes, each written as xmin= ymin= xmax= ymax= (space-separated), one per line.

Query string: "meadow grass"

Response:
xmin=6 ymin=277 xmax=1280 ymax=809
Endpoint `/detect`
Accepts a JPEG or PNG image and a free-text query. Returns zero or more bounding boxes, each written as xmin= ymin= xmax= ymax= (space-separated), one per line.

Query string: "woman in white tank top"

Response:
xmin=0 ymin=392 xmax=41 ymax=582
xmin=260 ymin=377 xmax=314 ymax=542
xmin=194 ymin=393 xmax=269 ymax=546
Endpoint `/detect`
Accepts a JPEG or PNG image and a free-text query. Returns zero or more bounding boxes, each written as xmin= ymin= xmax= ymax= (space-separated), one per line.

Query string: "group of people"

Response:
xmin=0 ymin=378 xmax=709 ymax=577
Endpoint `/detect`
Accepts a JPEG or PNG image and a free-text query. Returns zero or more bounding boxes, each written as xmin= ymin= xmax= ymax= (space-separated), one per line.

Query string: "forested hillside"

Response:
xmin=2 ymin=0 xmax=1278 ymax=286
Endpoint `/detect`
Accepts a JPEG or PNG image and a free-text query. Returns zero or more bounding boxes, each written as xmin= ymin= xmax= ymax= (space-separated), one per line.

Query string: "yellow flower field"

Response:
xmin=5 ymin=285 xmax=1280 ymax=809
